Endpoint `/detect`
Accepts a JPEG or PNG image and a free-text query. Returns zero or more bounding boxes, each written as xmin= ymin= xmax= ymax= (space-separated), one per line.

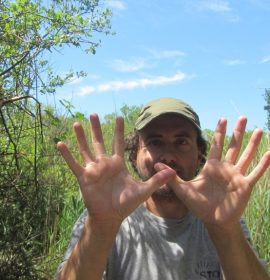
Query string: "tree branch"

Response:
xmin=0 ymin=51 xmax=30 ymax=77
xmin=0 ymin=95 xmax=40 ymax=108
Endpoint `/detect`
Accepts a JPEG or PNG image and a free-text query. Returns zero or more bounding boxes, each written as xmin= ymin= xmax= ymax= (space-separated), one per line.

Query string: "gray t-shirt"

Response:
xmin=58 ymin=205 xmax=251 ymax=280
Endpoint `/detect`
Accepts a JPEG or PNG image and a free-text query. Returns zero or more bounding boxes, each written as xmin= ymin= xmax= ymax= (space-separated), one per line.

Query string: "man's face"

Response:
xmin=135 ymin=114 xmax=202 ymax=198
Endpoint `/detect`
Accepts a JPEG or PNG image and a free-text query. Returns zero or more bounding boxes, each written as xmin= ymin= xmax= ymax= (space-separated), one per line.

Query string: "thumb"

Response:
xmin=154 ymin=162 xmax=173 ymax=172
xmin=154 ymin=162 xmax=184 ymax=183
xmin=154 ymin=162 xmax=189 ymax=200
xmin=140 ymin=167 xmax=176 ymax=198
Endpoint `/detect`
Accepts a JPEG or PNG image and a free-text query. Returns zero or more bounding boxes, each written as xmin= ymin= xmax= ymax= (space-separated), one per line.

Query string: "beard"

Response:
xmin=151 ymin=183 xmax=178 ymax=202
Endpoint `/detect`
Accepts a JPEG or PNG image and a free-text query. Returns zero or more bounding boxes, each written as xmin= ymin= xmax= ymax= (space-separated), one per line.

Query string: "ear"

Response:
xmin=131 ymin=152 xmax=138 ymax=168
xmin=197 ymin=148 xmax=206 ymax=170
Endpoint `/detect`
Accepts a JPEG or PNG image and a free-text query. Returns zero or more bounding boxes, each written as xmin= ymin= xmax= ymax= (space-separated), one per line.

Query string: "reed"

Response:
xmin=243 ymin=131 xmax=270 ymax=271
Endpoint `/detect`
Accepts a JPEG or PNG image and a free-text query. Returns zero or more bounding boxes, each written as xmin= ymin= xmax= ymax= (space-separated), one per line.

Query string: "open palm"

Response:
xmin=57 ymin=114 xmax=176 ymax=224
xmin=159 ymin=117 xmax=270 ymax=229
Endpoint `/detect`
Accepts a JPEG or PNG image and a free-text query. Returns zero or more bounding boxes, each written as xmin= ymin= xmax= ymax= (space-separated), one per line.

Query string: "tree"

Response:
xmin=0 ymin=0 xmax=113 ymax=278
xmin=0 ymin=0 xmax=112 ymax=102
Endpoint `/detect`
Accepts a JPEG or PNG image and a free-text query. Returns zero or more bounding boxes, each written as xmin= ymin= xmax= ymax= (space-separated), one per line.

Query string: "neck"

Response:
xmin=145 ymin=195 xmax=188 ymax=219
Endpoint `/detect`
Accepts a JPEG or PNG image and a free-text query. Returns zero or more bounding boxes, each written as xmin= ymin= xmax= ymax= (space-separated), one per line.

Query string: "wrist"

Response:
xmin=85 ymin=215 xmax=121 ymax=240
xmin=206 ymin=222 xmax=269 ymax=280
xmin=206 ymin=221 xmax=243 ymax=244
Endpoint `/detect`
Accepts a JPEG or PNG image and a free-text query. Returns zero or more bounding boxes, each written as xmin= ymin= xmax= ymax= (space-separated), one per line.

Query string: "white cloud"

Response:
xmin=78 ymin=85 xmax=95 ymax=96
xmin=260 ymin=56 xmax=270 ymax=64
xmin=110 ymin=58 xmax=147 ymax=72
xmin=109 ymin=49 xmax=186 ymax=73
xmin=224 ymin=59 xmax=246 ymax=66
xmin=190 ymin=0 xmax=239 ymax=22
xmin=148 ymin=49 xmax=187 ymax=59
xmin=106 ymin=0 xmax=127 ymax=10
xmin=69 ymin=76 xmax=84 ymax=84
xmin=161 ymin=50 xmax=186 ymax=58
xmin=77 ymin=72 xmax=189 ymax=96
xmin=199 ymin=0 xmax=232 ymax=12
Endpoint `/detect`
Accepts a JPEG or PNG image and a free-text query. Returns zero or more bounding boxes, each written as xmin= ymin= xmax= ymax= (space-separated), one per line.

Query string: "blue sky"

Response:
xmin=46 ymin=0 xmax=270 ymax=133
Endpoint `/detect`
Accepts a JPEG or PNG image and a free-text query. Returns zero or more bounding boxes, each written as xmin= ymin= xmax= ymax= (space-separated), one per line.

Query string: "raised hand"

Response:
xmin=57 ymin=114 xmax=176 ymax=225
xmin=157 ymin=117 xmax=270 ymax=230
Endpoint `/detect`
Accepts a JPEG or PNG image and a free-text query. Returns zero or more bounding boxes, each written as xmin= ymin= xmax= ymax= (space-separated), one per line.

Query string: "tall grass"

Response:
xmin=38 ymin=194 xmax=84 ymax=277
xmin=243 ymin=131 xmax=270 ymax=271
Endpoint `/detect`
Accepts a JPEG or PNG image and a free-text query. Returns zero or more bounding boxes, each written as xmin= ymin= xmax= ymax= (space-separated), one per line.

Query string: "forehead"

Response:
xmin=139 ymin=114 xmax=198 ymax=136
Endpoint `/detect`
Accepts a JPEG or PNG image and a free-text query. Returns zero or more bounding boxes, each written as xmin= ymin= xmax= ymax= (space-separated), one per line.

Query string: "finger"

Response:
xmin=154 ymin=162 xmax=171 ymax=172
xmin=207 ymin=118 xmax=227 ymax=161
xmin=236 ymin=128 xmax=263 ymax=174
xmin=154 ymin=162 xmax=191 ymax=195
xmin=90 ymin=113 xmax=106 ymax=156
xmin=112 ymin=117 xmax=125 ymax=157
xmin=57 ymin=141 xmax=83 ymax=177
xmin=246 ymin=151 xmax=270 ymax=187
xmin=73 ymin=122 xmax=94 ymax=163
xmin=139 ymin=167 xmax=176 ymax=198
xmin=224 ymin=116 xmax=247 ymax=164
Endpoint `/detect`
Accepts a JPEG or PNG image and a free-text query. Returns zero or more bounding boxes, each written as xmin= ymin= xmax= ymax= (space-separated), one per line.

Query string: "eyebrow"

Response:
xmin=144 ymin=132 xmax=192 ymax=141
xmin=144 ymin=133 xmax=162 ymax=140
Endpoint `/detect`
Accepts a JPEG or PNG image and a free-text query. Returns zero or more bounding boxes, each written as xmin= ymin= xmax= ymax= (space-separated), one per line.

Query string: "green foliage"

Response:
xmin=243 ymin=132 xmax=270 ymax=270
xmin=0 ymin=0 xmax=113 ymax=278
xmin=101 ymin=104 xmax=142 ymax=154
xmin=0 ymin=3 xmax=269 ymax=277
xmin=0 ymin=0 xmax=112 ymax=102
xmin=1 ymin=102 xmax=270 ymax=278
xmin=0 ymin=103 xmax=75 ymax=278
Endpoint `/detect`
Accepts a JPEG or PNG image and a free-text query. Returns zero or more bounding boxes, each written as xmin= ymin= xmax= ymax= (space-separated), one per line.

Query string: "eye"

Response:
xmin=147 ymin=138 xmax=163 ymax=147
xmin=175 ymin=138 xmax=188 ymax=145
xmin=175 ymin=138 xmax=192 ymax=152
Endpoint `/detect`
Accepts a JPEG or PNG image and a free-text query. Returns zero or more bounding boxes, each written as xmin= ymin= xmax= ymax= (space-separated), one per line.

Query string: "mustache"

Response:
xmin=138 ymin=161 xmax=185 ymax=182
xmin=159 ymin=161 xmax=184 ymax=175
xmin=152 ymin=161 xmax=184 ymax=178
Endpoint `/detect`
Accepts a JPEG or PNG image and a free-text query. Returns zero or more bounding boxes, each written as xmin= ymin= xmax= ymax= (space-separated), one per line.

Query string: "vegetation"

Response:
xmin=1 ymin=102 xmax=270 ymax=279
xmin=0 ymin=1 xmax=269 ymax=279
xmin=243 ymin=131 xmax=270 ymax=269
xmin=0 ymin=0 xmax=112 ymax=278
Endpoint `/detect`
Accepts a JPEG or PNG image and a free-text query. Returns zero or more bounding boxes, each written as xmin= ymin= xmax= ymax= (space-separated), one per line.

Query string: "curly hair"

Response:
xmin=125 ymin=129 xmax=208 ymax=175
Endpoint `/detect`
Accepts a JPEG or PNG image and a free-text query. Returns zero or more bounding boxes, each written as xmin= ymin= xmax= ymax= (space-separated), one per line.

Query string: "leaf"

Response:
xmin=74 ymin=111 xmax=86 ymax=121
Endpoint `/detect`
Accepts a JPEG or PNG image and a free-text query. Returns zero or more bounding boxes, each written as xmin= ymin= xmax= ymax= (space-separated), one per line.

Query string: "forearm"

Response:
xmin=207 ymin=222 xmax=269 ymax=280
xmin=57 ymin=217 xmax=120 ymax=280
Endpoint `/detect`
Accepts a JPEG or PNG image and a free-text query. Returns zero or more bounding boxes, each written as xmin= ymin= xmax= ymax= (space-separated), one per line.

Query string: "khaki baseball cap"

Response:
xmin=135 ymin=97 xmax=201 ymax=131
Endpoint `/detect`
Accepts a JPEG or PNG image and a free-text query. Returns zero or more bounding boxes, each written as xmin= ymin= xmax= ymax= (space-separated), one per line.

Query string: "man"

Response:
xmin=56 ymin=97 xmax=270 ymax=280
